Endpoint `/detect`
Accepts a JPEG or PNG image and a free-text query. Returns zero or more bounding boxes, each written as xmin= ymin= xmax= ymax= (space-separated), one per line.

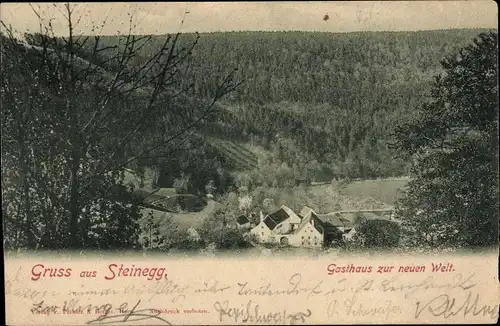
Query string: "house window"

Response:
xmin=261 ymin=232 xmax=264 ymax=236
xmin=302 ymin=236 xmax=304 ymax=239
xmin=261 ymin=226 xmax=264 ymax=229
xmin=308 ymin=236 xmax=310 ymax=239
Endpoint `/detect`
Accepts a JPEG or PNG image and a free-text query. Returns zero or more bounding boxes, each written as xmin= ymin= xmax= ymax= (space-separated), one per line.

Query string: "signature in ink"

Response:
xmin=86 ymin=300 xmax=171 ymax=325
xmin=414 ymin=292 xmax=499 ymax=320
xmin=214 ymin=299 xmax=312 ymax=324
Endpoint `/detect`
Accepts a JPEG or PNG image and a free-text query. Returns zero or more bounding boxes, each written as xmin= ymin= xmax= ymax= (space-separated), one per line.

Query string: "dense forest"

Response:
xmin=28 ymin=29 xmax=491 ymax=195
xmin=7 ymin=29 xmax=495 ymax=197
xmin=114 ymin=29 xmax=493 ymax=194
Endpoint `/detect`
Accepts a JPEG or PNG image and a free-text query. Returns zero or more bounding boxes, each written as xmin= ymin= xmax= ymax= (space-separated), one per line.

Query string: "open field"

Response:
xmin=305 ymin=182 xmax=399 ymax=213
xmin=132 ymin=174 xmax=408 ymax=231
xmin=340 ymin=178 xmax=409 ymax=205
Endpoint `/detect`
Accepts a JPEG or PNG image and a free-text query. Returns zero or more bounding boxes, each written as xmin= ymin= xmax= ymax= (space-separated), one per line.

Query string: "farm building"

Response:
xmin=250 ymin=205 xmax=394 ymax=248
xmin=249 ymin=205 xmax=324 ymax=248
xmin=235 ymin=215 xmax=251 ymax=229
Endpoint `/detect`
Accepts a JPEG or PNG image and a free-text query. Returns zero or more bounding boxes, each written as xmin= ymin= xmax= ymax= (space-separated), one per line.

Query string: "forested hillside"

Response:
xmin=18 ymin=29 xmax=494 ymax=196
xmin=115 ymin=29 xmax=492 ymax=194
xmin=3 ymin=19 xmax=496 ymax=251
xmin=175 ymin=30 xmax=484 ymax=103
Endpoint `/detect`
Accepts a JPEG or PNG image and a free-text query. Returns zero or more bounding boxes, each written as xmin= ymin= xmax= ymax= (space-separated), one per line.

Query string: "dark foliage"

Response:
xmin=394 ymin=32 xmax=498 ymax=248
xmin=355 ymin=219 xmax=401 ymax=248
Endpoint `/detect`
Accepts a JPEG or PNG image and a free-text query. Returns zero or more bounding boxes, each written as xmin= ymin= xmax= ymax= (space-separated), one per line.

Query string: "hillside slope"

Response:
xmin=164 ymin=29 xmax=493 ymax=180
xmin=12 ymin=29 xmax=495 ymax=194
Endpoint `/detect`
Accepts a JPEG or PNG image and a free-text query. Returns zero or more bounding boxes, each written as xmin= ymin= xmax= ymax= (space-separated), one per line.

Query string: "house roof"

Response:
xmin=268 ymin=207 xmax=291 ymax=225
xmin=263 ymin=216 xmax=279 ymax=230
xmin=279 ymin=205 xmax=302 ymax=222
xmin=299 ymin=206 xmax=315 ymax=218
xmin=264 ymin=205 xmax=301 ymax=229
xmin=310 ymin=213 xmax=324 ymax=234
xmin=261 ymin=205 xmax=303 ymax=231
xmin=236 ymin=215 xmax=250 ymax=225
xmin=292 ymin=211 xmax=324 ymax=235
xmin=317 ymin=214 xmax=350 ymax=228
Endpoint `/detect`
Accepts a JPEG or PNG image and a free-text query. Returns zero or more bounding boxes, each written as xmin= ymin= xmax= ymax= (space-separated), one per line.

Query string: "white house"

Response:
xmin=250 ymin=211 xmax=275 ymax=243
xmin=250 ymin=205 xmax=324 ymax=248
xmin=250 ymin=205 xmax=398 ymax=248
xmin=285 ymin=211 xmax=324 ymax=248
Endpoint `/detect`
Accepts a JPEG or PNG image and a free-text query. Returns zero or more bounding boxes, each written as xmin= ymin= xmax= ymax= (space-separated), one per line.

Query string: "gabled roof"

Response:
xmin=236 ymin=215 xmax=250 ymax=225
xmin=310 ymin=213 xmax=324 ymax=234
xmin=261 ymin=205 xmax=302 ymax=230
xmin=279 ymin=205 xmax=302 ymax=222
xmin=317 ymin=214 xmax=350 ymax=227
xmin=267 ymin=207 xmax=291 ymax=226
xmin=299 ymin=206 xmax=315 ymax=218
xmin=263 ymin=216 xmax=279 ymax=230
xmin=265 ymin=205 xmax=299 ymax=226
xmin=292 ymin=211 xmax=324 ymax=234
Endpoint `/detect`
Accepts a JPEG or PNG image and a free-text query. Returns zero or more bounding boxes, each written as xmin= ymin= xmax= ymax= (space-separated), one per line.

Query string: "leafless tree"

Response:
xmin=1 ymin=3 xmax=241 ymax=250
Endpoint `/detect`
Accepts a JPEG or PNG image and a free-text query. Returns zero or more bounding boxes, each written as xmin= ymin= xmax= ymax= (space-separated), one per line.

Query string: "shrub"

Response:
xmin=352 ymin=219 xmax=401 ymax=249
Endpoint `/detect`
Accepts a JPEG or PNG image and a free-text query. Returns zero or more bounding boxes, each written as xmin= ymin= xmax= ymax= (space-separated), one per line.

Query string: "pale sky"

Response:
xmin=0 ymin=1 xmax=497 ymax=36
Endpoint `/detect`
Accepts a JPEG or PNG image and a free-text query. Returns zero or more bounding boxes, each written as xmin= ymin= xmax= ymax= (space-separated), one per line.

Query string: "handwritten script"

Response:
xmin=415 ymin=292 xmax=499 ymax=320
xmin=214 ymin=300 xmax=311 ymax=324
xmin=5 ymin=262 xmax=500 ymax=324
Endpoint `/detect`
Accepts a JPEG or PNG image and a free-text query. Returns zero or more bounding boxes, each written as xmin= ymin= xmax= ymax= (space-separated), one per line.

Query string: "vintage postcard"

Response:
xmin=2 ymin=1 xmax=499 ymax=325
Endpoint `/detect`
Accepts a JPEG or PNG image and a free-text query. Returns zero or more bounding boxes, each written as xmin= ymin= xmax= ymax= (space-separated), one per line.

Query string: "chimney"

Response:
xmin=311 ymin=219 xmax=314 ymax=227
xmin=260 ymin=211 xmax=265 ymax=223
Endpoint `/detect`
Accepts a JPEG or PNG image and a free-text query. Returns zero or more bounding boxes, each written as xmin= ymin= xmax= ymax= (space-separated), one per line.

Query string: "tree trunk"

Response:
xmin=66 ymin=16 xmax=80 ymax=249
xmin=68 ymin=149 xmax=81 ymax=249
xmin=152 ymin=166 xmax=160 ymax=188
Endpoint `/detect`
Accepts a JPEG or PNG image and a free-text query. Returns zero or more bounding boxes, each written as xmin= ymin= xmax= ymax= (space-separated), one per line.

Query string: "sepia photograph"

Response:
xmin=2 ymin=2 xmax=499 ymax=325
xmin=1 ymin=2 xmax=498 ymax=258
